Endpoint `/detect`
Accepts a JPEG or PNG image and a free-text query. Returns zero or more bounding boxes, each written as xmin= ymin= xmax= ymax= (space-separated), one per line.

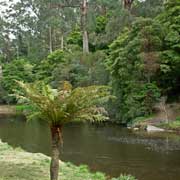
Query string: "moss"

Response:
xmin=0 ymin=140 xmax=136 ymax=180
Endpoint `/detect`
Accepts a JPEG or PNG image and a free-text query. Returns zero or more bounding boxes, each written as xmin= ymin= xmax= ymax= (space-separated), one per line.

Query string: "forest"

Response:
xmin=0 ymin=1 xmax=180 ymax=180
xmin=0 ymin=0 xmax=180 ymax=123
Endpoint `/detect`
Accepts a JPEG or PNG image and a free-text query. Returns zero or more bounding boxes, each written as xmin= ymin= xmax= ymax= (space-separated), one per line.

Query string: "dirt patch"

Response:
xmin=146 ymin=102 xmax=180 ymax=125
xmin=0 ymin=106 xmax=16 ymax=115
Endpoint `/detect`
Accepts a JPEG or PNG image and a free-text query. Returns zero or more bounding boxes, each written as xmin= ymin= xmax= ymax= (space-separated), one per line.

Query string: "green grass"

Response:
xmin=15 ymin=105 xmax=32 ymax=111
xmin=159 ymin=121 xmax=180 ymax=131
xmin=158 ymin=116 xmax=180 ymax=131
xmin=0 ymin=140 xmax=136 ymax=180
xmin=111 ymin=175 xmax=137 ymax=180
xmin=176 ymin=116 xmax=180 ymax=121
xmin=130 ymin=114 xmax=155 ymax=128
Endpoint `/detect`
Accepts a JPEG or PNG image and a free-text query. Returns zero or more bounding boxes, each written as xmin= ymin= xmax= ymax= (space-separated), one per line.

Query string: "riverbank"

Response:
xmin=132 ymin=116 xmax=180 ymax=132
xmin=1 ymin=104 xmax=180 ymax=133
xmin=131 ymin=102 xmax=180 ymax=132
xmin=0 ymin=105 xmax=16 ymax=115
xmin=0 ymin=140 xmax=136 ymax=180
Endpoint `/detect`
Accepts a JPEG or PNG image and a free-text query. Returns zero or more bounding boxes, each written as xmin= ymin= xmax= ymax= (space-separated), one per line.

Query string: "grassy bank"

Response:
xmin=0 ymin=140 xmax=136 ymax=180
xmin=157 ymin=120 xmax=180 ymax=131
xmin=131 ymin=115 xmax=180 ymax=132
xmin=130 ymin=102 xmax=180 ymax=132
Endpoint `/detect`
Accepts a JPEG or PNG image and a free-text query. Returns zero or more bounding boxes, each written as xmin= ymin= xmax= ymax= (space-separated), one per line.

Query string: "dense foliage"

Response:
xmin=0 ymin=0 xmax=179 ymax=124
xmin=106 ymin=0 xmax=180 ymax=123
xmin=16 ymin=81 xmax=112 ymax=123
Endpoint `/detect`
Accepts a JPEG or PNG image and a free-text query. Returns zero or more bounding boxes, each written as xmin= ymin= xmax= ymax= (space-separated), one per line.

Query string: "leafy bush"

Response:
xmin=1 ymin=59 xmax=34 ymax=103
xmin=176 ymin=116 xmax=180 ymax=121
xmin=96 ymin=15 xmax=108 ymax=34
xmin=106 ymin=1 xmax=180 ymax=122
xmin=159 ymin=121 xmax=180 ymax=130
xmin=111 ymin=174 xmax=137 ymax=180
xmin=67 ymin=27 xmax=82 ymax=47
xmin=51 ymin=50 xmax=109 ymax=88
xmin=34 ymin=50 xmax=66 ymax=84
xmin=124 ymin=82 xmax=160 ymax=120
xmin=47 ymin=49 xmax=65 ymax=63
xmin=106 ymin=18 xmax=162 ymax=122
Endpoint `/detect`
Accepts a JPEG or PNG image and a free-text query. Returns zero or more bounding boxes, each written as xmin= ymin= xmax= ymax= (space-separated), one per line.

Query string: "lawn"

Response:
xmin=0 ymin=140 xmax=136 ymax=180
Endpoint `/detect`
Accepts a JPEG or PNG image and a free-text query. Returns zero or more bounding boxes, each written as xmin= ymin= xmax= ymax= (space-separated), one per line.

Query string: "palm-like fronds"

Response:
xmin=16 ymin=81 xmax=113 ymax=126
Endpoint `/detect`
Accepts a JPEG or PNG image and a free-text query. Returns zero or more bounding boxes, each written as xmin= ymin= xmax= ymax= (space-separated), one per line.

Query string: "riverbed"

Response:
xmin=0 ymin=115 xmax=180 ymax=180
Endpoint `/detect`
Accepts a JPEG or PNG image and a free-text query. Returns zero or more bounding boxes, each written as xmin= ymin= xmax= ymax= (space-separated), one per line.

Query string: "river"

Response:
xmin=0 ymin=115 xmax=180 ymax=180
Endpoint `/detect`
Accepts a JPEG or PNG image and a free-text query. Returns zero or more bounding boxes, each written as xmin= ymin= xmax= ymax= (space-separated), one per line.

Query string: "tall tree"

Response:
xmin=16 ymin=81 xmax=111 ymax=180
xmin=81 ymin=0 xmax=89 ymax=53
xmin=124 ymin=0 xmax=134 ymax=10
xmin=106 ymin=18 xmax=163 ymax=122
xmin=50 ymin=0 xmax=89 ymax=53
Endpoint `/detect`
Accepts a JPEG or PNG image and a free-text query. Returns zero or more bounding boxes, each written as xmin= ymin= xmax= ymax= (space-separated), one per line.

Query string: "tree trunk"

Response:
xmin=124 ymin=0 xmax=134 ymax=10
xmin=49 ymin=26 xmax=53 ymax=53
xmin=81 ymin=0 xmax=89 ymax=54
xmin=27 ymin=39 xmax=30 ymax=58
xmin=50 ymin=126 xmax=62 ymax=180
xmin=83 ymin=30 xmax=89 ymax=54
xmin=4 ymin=35 xmax=12 ymax=62
xmin=61 ymin=35 xmax=64 ymax=50
xmin=160 ymin=96 xmax=169 ymax=124
xmin=0 ymin=65 xmax=2 ymax=80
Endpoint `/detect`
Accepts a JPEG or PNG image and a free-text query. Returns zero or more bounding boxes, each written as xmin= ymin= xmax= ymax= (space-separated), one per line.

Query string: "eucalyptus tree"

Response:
xmin=0 ymin=17 xmax=6 ymax=65
xmin=0 ymin=0 xmax=72 ymax=59
xmin=0 ymin=0 xmax=42 ymax=59
xmin=90 ymin=0 xmax=133 ymax=46
xmin=133 ymin=0 xmax=164 ymax=18
xmin=124 ymin=0 xmax=134 ymax=10
xmin=81 ymin=0 xmax=89 ymax=53
xmin=0 ymin=14 xmax=15 ymax=62
xmin=16 ymin=81 xmax=112 ymax=180
xmin=49 ymin=0 xmax=89 ymax=53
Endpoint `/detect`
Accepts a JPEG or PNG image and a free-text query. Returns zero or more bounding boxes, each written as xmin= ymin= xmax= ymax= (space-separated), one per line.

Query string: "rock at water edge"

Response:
xmin=146 ymin=125 xmax=165 ymax=132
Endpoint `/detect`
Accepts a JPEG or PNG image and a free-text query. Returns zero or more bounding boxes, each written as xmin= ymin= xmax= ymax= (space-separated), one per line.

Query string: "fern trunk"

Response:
xmin=50 ymin=126 xmax=62 ymax=180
